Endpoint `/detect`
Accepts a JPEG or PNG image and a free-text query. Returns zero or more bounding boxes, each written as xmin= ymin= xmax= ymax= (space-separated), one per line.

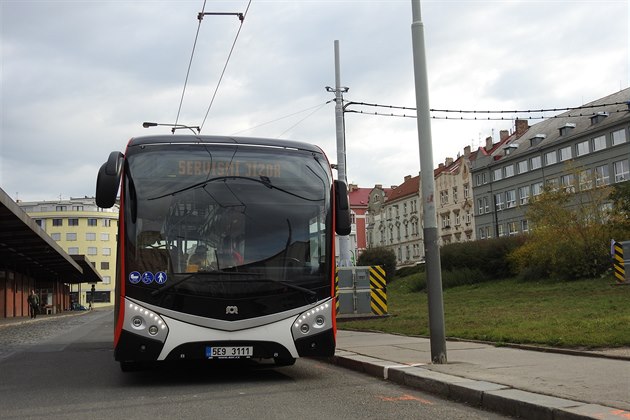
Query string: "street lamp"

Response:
xmin=142 ymin=122 xmax=201 ymax=135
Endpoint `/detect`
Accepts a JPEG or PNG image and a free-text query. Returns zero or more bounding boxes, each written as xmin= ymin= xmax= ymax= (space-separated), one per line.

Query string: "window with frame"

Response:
xmin=518 ymin=186 xmax=530 ymax=205
xmin=452 ymin=187 xmax=458 ymax=203
xmin=463 ymin=183 xmax=470 ymax=199
xmin=66 ymin=233 xmax=77 ymax=241
xmin=494 ymin=193 xmax=504 ymax=211
xmin=505 ymin=190 xmax=516 ymax=208
xmin=561 ymin=174 xmax=575 ymax=193
xmin=87 ymin=247 xmax=97 ymax=255
xmin=595 ymin=165 xmax=610 ymax=186
xmin=100 ymin=233 xmax=109 ymax=241
xmin=530 ymin=156 xmax=542 ymax=170
xmin=52 ymin=219 xmax=63 ymax=227
xmin=51 ymin=233 xmax=61 ymax=241
xmin=532 ymin=182 xmax=544 ymax=197
xmin=521 ymin=220 xmax=529 ymax=233
xmin=612 ymin=129 xmax=627 ymax=146
xmin=508 ymin=221 xmax=518 ymax=236
xmin=592 ymin=135 xmax=606 ymax=151
xmin=102 ymin=276 xmax=111 ymax=285
xmin=579 ymin=169 xmax=594 ymax=190
xmin=86 ymin=232 xmax=96 ymax=241
xmin=613 ymin=159 xmax=629 ymax=183
xmin=478 ymin=199 xmax=484 ymax=215
xmin=68 ymin=218 xmax=79 ymax=226
xmin=87 ymin=218 xmax=98 ymax=226
xmin=478 ymin=227 xmax=486 ymax=239
xmin=68 ymin=247 xmax=79 ymax=254
xmin=498 ymin=224 xmax=505 ymax=237
xmin=493 ymin=168 xmax=502 ymax=181
xmin=559 ymin=146 xmax=572 ymax=162
xmin=101 ymin=262 xmax=110 ymax=270
xmin=56 ymin=205 xmax=67 ymax=211
xmin=504 ymin=165 xmax=514 ymax=178
xmin=544 ymin=150 xmax=557 ymax=166
xmin=576 ymin=140 xmax=589 ymax=156
xmin=102 ymin=247 xmax=111 ymax=256
xmin=72 ymin=205 xmax=84 ymax=211
xmin=465 ymin=211 xmax=471 ymax=224
xmin=483 ymin=197 xmax=489 ymax=213
xmin=102 ymin=219 xmax=112 ymax=227
xmin=517 ymin=160 xmax=528 ymax=174
xmin=546 ymin=178 xmax=559 ymax=191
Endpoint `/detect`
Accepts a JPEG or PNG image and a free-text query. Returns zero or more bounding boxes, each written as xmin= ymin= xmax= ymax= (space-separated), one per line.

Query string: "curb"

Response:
xmin=329 ymin=352 xmax=630 ymax=420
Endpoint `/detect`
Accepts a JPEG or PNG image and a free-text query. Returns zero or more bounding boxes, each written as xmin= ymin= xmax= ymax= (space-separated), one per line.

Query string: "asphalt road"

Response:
xmin=0 ymin=310 xmax=508 ymax=419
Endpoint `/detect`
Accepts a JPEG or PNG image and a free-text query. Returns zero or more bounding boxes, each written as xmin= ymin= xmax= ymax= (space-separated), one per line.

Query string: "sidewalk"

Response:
xmin=332 ymin=330 xmax=630 ymax=420
xmin=0 ymin=310 xmax=89 ymax=328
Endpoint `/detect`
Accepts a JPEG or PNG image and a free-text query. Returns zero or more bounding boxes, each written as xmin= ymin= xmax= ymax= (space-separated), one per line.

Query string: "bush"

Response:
xmin=440 ymin=236 xmax=524 ymax=280
xmin=357 ymin=247 xmax=397 ymax=280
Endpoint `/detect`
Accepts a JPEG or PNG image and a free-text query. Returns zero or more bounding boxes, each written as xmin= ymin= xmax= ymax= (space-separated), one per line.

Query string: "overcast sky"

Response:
xmin=1 ymin=0 xmax=628 ymax=202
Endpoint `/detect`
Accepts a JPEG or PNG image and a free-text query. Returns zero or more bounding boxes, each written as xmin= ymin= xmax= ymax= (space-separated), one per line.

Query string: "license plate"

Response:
xmin=205 ymin=346 xmax=253 ymax=359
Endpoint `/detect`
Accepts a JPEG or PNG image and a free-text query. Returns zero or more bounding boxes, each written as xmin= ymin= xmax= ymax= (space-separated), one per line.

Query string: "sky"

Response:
xmin=1 ymin=0 xmax=629 ymax=202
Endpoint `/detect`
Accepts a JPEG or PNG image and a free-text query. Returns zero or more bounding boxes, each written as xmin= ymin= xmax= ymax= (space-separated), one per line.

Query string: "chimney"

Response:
xmin=485 ymin=136 xmax=493 ymax=151
xmin=375 ymin=184 xmax=382 ymax=190
xmin=404 ymin=175 xmax=411 ymax=182
xmin=464 ymin=145 xmax=471 ymax=156
xmin=348 ymin=183 xmax=358 ymax=192
xmin=500 ymin=130 xmax=509 ymax=141
xmin=445 ymin=157 xmax=454 ymax=166
xmin=515 ymin=119 xmax=529 ymax=137
xmin=438 ymin=163 xmax=444 ymax=169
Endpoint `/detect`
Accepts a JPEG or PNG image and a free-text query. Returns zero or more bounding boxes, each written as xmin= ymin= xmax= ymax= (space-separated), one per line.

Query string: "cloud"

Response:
xmin=1 ymin=0 xmax=628 ymax=202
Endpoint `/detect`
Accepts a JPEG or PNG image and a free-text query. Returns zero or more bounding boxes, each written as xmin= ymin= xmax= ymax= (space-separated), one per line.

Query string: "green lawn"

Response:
xmin=338 ymin=276 xmax=630 ymax=348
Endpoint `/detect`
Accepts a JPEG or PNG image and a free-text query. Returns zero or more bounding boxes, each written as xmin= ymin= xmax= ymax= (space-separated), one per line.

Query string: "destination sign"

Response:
xmin=178 ymin=160 xmax=281 ymax=178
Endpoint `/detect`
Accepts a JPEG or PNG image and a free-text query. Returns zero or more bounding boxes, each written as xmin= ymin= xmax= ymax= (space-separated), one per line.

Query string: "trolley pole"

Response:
xmin=327 ymin=40 xmax=352 ymax=267
xmin=411 ymin=0 xmax=447 ymax=363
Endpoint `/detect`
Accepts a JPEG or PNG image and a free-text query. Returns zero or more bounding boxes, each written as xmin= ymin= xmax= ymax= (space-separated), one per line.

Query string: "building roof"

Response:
xmin=348 ymin=186 xmax=371 ymax=207
xmin=386 ymin=175 xmax=419 ymax=202
xmin=0 ymin=188 xmax=102 ymax=284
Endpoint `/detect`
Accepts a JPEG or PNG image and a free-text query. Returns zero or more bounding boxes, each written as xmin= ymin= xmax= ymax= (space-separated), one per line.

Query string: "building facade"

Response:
xmin=434 ymin=152 xmax=476 ymax=246
xmin=18 ymin=197 xmax=119 ymax=308
xmin=471 ymin=88 xmax=630 ymax=239
xmin=367 ymin=176 xmax=423 ymax=267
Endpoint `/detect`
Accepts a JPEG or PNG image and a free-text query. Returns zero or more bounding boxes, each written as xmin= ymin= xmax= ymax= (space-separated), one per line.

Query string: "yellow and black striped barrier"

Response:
xmin=369 ymin=265 xmax=387 ymax=315
xmin=612 ymin=240 xmax=627 ymax=284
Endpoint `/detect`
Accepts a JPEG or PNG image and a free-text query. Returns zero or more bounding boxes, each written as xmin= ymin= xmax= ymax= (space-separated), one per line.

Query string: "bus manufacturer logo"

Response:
xmin=225 ymin=306 xmax=238 ymax=315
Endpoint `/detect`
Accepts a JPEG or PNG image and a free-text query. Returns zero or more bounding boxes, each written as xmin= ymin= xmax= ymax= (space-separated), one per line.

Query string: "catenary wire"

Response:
xmin=199 ymin=0 xmax=252 ymax=133
xmin=230 ymin=100 xmax=334 ymax=135
xmin=175 ymin=0 xmax=207 ymax=128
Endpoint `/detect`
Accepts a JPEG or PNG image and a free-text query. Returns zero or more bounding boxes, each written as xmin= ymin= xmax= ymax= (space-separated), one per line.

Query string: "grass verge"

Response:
xmin=338 ymin=276 xmax=630 ymax=348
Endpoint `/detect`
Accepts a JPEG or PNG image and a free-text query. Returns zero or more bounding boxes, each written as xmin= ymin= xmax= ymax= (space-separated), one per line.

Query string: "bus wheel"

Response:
xmin=274 ymin=357 xmax=296 ymax=367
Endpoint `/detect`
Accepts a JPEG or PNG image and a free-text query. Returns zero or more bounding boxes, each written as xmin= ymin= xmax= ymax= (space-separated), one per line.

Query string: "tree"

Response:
xmin=509 ymin=175 xmax=619 ymax=280
xmin=357 ymin=247 xmax=397 ymax=280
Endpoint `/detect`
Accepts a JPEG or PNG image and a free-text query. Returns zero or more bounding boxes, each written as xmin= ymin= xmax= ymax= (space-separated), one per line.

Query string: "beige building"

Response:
xmin=434 ymin=149 xmax=476 ymax=246
xmin=18 ymin=197 xmax=118 ymax=308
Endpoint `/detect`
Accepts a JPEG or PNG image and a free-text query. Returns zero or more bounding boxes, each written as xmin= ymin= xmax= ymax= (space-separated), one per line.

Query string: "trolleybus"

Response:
xmin=96 ymin=135 xmax=351 ymax=371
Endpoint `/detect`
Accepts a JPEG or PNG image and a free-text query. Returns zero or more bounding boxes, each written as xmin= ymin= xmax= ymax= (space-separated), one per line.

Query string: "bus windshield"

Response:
xmin=122 ymin=144 xmax=333 ymax=320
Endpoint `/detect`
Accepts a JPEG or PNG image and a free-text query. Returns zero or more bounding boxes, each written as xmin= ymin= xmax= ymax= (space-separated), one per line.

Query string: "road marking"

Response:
xmin=377 ymin=394 xmax=434 ymax=405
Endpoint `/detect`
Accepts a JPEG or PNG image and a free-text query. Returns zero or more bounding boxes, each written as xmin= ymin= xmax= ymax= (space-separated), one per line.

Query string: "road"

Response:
xmin=0 ymin=310 xmax=508 ymax=419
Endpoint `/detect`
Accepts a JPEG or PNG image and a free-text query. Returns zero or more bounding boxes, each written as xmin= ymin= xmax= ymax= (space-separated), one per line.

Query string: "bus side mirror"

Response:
xmin=96 ymin=151 xmax=124 ymax=208
xmin=334 ymin=180 xmax=351 ymax=236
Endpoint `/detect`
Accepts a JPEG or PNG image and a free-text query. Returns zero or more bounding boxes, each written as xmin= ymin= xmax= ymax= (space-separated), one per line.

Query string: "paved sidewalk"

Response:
xmin=332 ymin=330 xmax=630 ymax=420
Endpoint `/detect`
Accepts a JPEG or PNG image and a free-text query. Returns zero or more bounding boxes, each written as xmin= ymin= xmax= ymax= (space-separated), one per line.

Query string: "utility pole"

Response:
xmin=410 ymin=0 xmax=447 ymax=363
xmin=327 ymin=40 xmax=352 ymax=267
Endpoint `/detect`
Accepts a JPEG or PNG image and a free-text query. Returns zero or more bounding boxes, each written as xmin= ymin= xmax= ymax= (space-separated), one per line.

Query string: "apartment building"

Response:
xmin=367 ymin=176 xmax=423 ymax=267
xmin=435 ymin=152 xmax=476 ymax=245
xmin=18 ymin=197 xmax=119 ymax=308
xmin=471 ymin=88 xmax=630 ymax=239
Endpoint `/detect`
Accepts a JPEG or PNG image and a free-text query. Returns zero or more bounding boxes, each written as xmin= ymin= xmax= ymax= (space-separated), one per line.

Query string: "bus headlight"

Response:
xmin=292 ymin=301 xmax=332 ymax=338
xmin=124 ymin=299 xmax=169 ymax=342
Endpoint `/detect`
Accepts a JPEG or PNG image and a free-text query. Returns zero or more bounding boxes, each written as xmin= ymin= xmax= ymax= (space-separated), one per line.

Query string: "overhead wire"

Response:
xmin=199 ymin=0 xmax=252 ymax=133
xmin=174 ymin=0 xmax=207 ymax=128
xmin=230 ymin=100 xmax=334 ymax=135
xmin=342 ymin=100 xmax=630 ymax=121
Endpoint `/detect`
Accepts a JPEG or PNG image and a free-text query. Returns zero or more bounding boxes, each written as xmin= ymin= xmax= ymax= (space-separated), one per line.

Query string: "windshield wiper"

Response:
xmin=150 ymin=271 xmax=262 ymax=297
xmin=254 ymin=278 xmax=317 ymax=296
xmin=147 ymin=176 xmax=324 ymax=202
